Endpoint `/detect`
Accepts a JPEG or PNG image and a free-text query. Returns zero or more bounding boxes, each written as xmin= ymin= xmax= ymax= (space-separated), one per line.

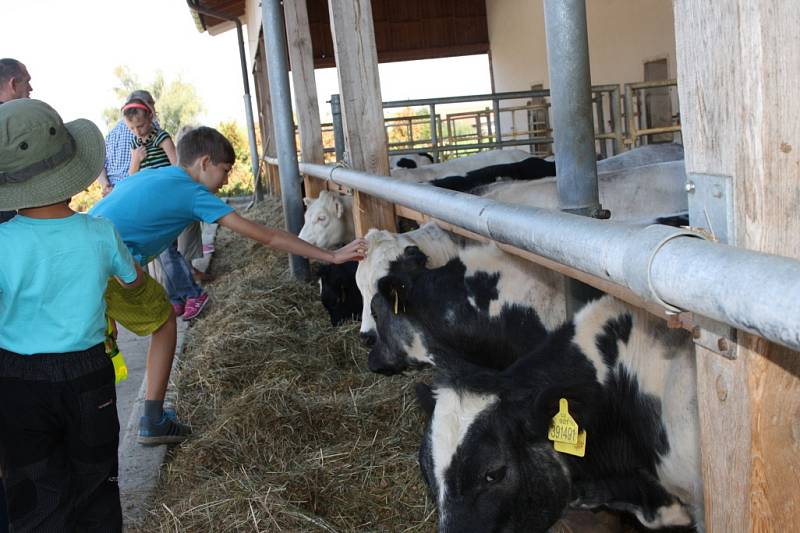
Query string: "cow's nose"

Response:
xmin=360 ymin=330 xmax=377 ymax=347
xmin=368 ymin=353 xmax=401 ymax=376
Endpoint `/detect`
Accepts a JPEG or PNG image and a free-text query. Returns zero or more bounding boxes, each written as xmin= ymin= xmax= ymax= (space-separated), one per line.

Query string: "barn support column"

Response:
xmin=261 ymin=0 xmax=309 ymax=279
xmin=674 ymin=1 xmax=800 ymax=530
xmin=252 ymin=35 xmax=277 ymax=201
xmin=284 ymin=0 xmax=325 ymax=200
xmin=328 ymin=0 xmax=396 ymax=235
xmin=543 ymin=0 xmax=603 ymax=317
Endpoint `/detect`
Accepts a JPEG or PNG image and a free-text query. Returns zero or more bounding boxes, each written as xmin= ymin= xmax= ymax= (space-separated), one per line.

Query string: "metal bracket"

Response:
xmin=685 ymin=173 xmax=738 ymax=358
xmin=685 ymin=173 xmax=735 ymax=245
xmin=691 ymin=314 xmax=738 ymax=360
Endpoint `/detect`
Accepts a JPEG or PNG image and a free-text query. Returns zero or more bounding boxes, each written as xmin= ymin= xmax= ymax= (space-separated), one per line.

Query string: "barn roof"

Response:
xmin=190 ymin=0 xmax=489 ymax=68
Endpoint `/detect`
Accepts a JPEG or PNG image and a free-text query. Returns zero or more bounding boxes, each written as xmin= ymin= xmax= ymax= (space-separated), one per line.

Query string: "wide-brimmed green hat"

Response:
xmin=0 ymin=99 xmax=104 ymax=210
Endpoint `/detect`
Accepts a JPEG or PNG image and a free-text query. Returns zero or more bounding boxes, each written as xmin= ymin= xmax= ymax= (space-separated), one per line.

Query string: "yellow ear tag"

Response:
xmin=554 ymin=429 xmax=587 ymax=457
xmin=392 ymin=288 xmax=399 ymax=315
xmin=548 ymin=398 xmax=579 ymax=444
xmin=548 ymin=399 xmax=587 ymax=457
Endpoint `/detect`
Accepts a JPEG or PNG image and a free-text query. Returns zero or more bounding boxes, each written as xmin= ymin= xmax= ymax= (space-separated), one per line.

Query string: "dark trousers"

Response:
xmin=0 ymin=345 xmax=122 ymax=533
xmin=0 ymin=212 xmax=15 ymax=224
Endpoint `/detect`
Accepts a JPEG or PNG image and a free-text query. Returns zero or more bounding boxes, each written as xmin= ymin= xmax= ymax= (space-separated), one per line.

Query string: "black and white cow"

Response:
xmin=389 ymin=152 xmax=434 ymax=169
xmin=368 ymin=243 xmax=565 ymax=375
xmin=356 ymin=222 xmax=461 ymax=345
xmin=416 ymin=295 xmax=703 ymax=532
xmin=317 ymin=261 xmax=362 ymax=326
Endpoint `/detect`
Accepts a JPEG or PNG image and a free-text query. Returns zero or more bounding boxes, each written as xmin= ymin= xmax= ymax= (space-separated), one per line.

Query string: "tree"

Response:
xmin=102 ymin=66 xmax=204 ymax=137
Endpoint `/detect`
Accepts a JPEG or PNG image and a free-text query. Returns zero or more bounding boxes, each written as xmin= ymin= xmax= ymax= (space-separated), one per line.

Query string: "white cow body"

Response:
xmin=476 ymin=159 xmax=688 ymax=221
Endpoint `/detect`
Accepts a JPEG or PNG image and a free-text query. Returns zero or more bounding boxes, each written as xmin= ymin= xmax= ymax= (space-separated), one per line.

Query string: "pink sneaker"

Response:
xmin=171 ymin=303 xmax=185 ymax=317
xmin=182 ymin=293 xmax=209 ymax=321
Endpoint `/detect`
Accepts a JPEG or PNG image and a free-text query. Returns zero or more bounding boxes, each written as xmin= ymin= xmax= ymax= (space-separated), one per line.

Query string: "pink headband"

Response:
xmin=122 ymin=102 xmax=152 ymax=113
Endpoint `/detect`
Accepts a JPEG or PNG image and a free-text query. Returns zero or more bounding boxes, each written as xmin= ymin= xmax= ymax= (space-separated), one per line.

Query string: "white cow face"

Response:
xmin=298 ymin=191 xmax=349 ymax=249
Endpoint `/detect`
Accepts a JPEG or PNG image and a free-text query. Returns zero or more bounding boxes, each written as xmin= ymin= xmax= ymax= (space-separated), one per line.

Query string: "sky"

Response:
xmin=3 ymin=0 xmax=492 ymax=135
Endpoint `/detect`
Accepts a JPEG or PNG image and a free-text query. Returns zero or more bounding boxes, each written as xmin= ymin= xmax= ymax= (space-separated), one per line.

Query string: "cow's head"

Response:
xmin=298 ymin=191 xmax=350 ymax=249
xmin=416 ymin=374 xmax=601 ymax=533
xmin=367 ymin=246 xmax=433 ymax=374
xmin=317 ymin=262 xmax=362 ymax=327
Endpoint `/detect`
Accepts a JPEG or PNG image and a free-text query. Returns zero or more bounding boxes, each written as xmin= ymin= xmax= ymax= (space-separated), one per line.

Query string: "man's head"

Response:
xmin=0 ymin=99 xmax=104 ymax=210
xmin=177 ymin=126 xmax=236 ymax=193
xmin=122 ymin=96 xmax=154 ymax=140
xmin=0 ymin=58 xmax=32 ymax=102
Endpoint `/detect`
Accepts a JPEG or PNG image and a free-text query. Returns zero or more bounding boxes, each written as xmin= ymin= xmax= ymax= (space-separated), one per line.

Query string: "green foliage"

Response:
xmin=216 ymin=120 xmax=255 ymax=197
xmin=102 ymin=66 xmax=204 ymax=137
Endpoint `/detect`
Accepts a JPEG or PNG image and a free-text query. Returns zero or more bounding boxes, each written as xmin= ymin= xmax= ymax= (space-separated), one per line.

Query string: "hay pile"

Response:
xmin=137 ymin=197 xmax=435 ymax=532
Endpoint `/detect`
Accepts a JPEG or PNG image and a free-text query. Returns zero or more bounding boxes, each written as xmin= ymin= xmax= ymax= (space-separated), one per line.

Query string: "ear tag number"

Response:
xmin=548 ymin=398 xmax=587 ymax=457
xmin=548 ymin=398 xmax=579 ymax=444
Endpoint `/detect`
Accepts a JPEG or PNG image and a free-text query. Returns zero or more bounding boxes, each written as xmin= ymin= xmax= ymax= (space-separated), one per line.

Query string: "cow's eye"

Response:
xmin=317 ymin=215 xmax=327 ymax=223
xmin=484 ymin=466 xmax=506 ymax=484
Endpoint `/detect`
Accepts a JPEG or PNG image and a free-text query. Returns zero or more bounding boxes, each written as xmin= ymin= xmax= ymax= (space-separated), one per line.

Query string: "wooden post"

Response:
xmin=253 ymin=35 xmax=277 ymax=197
xmin=674 ymin=1 xmax=800 ymax=530
xmin=327 ymin=0 xmax=396 ymax=236
xmin=284 ymin=0 xmax=325 ymax=200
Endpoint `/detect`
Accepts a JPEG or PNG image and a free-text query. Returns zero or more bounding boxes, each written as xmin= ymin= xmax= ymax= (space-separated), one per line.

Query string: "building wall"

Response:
xmin=245 ymin=0 xmax=262 ymax=67
xmin=486 ymin=0 xmax=677 ymax=91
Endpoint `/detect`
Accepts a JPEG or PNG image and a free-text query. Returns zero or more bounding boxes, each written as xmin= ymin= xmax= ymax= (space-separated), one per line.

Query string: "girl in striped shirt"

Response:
xmin=122 ymin=96 xmax=176 ymax=173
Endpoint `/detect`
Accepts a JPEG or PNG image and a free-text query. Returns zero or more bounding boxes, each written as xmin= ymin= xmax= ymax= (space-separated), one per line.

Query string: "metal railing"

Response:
xmin=290 ymin=160 xmax=800 ymax=354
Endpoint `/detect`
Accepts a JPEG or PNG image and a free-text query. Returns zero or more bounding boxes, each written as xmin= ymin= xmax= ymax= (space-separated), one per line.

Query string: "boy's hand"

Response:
xmin=131 ymin=145 xmax=147 ymax=165
xmin=331 ymin=238 xmax=368 ymax=264
xmin=101 ymin=182 xmax=114 ymax=196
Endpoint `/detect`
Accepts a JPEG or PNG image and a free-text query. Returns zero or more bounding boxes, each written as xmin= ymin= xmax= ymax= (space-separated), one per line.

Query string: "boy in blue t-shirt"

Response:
xmin=0 ymin=99 xmax=141 ymax=531
xmin=89 ymin=126 xmax=368 ymax=446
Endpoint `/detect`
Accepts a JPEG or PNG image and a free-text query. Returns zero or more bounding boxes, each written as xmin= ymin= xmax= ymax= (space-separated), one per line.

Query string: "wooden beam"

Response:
xmin=284 ymin=0 xmax=326 ymax=200
xmin=253 ymin=35 xmax=277 ymax=197
xmin=327 ymin=0 xmax=396 ymax=236
xmin=674 ymin=1 xmax=800 ymax=530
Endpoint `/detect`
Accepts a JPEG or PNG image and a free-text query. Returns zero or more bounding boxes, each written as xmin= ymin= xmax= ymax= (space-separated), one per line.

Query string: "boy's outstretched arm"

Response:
xmin=217 ymin=212 xmax=367 ymax=264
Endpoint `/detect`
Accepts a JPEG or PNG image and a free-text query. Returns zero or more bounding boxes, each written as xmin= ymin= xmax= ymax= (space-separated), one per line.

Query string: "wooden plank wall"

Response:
xmin=284 ymin=0 xmax=326 ymax=200
xmin=252 ymin=36 xmax=280 ymax=196
xmin=674 ymin=1 xmax=800 ymax=530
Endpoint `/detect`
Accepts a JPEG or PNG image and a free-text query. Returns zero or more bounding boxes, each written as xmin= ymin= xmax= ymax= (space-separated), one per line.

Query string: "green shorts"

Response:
xmin=104 ymin=271 xmax=171 ymax=336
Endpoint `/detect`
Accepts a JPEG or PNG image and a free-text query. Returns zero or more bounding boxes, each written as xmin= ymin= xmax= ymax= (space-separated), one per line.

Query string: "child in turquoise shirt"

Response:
xmin=0 ymin=99 xmax=141 ymax=532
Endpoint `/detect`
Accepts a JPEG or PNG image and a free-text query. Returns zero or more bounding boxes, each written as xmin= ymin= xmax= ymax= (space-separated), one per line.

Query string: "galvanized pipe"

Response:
xmin=330 ymin=94 xmax=345 ymax=162
xmin=261 ymin=0 xmax=309 ymax=279
xmin=428 ymin=104 xmax=438 ymax=162
xmin=543 ymin=0 xmax=600 ymax=217
xmin=297 ymin=162 xmax=800 ymax=353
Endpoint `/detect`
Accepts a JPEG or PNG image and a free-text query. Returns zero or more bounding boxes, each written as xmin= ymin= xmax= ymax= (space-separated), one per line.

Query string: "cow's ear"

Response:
xmin=303 ymin=196 xmax=314 ymax=207
xmin=377 ymin=274 xmax=411 ymax=311
xmin=415 ymin=382 xmax=436 ymax=417
xmin=392 ymin=245 xmax=427 ymax=272
xmin=531 ymin=382 xmax=603 ymax=436
xmin=334 ymin=198 xmax=345 ymax=219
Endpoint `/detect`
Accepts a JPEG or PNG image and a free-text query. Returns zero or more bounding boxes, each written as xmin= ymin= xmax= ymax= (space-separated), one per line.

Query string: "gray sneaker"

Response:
xmin=137 ymin=412 xmax=192 ymax=446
